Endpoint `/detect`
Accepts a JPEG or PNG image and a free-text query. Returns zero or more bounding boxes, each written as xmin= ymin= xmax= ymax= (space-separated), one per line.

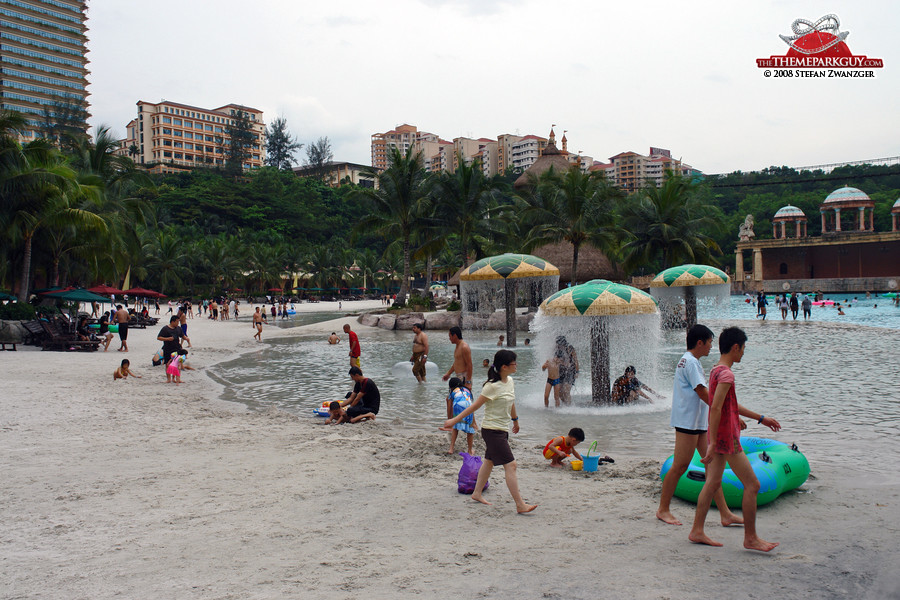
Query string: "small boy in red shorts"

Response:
xmin=688 ymin=327 xmax=782 ymax=552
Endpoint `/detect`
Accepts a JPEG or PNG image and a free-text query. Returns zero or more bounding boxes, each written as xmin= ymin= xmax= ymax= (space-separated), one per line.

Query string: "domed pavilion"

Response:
xmin=772 ymin=205 xmax=807 ymax=238
xmin=892 ymin=198 xmax=900 ymax=231
xmin=820 ymin=187 xmax=875 ymax=233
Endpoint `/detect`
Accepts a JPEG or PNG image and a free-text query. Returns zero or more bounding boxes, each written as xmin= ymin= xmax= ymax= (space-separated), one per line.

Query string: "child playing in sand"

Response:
xmin=113 ymin=359 xmax=141 ymax=381
xmin=542 ymin=356 xmax=561 ymax=407
xmin=543 ymin=428 xmax=584 ymax=467
xmin=688 ymin=327 xmax=782 ymax=552
xmin=166 ymin=349 xmax=192 ymax=384
xmin=441 ymin=377 xmax=478 ymax=454
xmin=323 ymin=401 xmax=349 ymax=425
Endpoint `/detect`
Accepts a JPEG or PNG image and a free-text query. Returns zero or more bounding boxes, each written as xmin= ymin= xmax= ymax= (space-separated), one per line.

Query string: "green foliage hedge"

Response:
xmin=0 ymin=302 xmax=36 ymax=320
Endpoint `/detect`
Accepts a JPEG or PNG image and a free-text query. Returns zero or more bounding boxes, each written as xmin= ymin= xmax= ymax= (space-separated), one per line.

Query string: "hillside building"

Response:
xmin=0 ymin=0 xmax=90 ymax=139
xmin=121 ymin=100 xmax=265 ymax=173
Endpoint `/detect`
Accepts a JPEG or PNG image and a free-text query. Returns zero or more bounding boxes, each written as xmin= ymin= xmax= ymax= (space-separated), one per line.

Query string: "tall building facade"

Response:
xmin=0 ymin=0 xmax=90 ymax=139
xmin=123 ymin=100 xmax=265 ymax=172
xmin=370 ymin=124 xmax=439 ymax=171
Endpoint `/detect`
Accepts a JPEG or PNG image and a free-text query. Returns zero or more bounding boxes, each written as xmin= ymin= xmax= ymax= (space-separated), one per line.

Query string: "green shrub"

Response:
xmin=446 ymin=300 xmax=461 ymax=311
xmin=407 ymin=294 xmax=434 ymax=311
xmin=0 ymin=302 xmax=36 ymax=320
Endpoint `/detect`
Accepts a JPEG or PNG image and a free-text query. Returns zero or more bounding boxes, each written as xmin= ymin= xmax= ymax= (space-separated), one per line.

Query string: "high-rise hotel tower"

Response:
xmin=0 ymin=0 xmax=89 ymax=139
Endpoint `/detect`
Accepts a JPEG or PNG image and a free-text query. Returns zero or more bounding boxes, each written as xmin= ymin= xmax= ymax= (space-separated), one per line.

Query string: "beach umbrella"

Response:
xmin=649 ymin=264 xmax=730 ymax=329
xmin=539 ymin=279 xmax=658 ymax=404
xmin=123 ymin=287 xmax=161 ymax=298
xmin=44 ymin=288 xmax=115 ymax=304
xmin=459 ymin=253 xmax=560 ymax=346
xmin=88 ymin=284 xmax=126 ymax=296
xmin=0 ymin=290 xmax=16 ymax=301
xmin=34 ymin=286 xmax=71 ymax=295
xmin=268 ymin=287 xmax=284 ymax=292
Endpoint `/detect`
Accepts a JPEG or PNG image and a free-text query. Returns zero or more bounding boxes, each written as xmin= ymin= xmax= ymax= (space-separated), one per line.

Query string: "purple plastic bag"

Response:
xmin=457 ymin=452 xmax=489 ymax=494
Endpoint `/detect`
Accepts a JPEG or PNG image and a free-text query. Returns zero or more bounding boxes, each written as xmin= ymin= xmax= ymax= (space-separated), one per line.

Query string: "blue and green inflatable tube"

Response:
xmin=659 ymin=436 xmax=810 ymax=508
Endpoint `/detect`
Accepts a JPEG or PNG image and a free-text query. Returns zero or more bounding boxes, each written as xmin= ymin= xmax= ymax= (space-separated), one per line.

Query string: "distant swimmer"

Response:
xmin=328 ymin=332 xmax=340 ymax=345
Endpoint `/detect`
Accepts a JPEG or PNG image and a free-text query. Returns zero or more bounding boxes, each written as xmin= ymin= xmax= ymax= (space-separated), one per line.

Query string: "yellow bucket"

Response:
xmin=571 ymin=460 xmax=583 ymax=471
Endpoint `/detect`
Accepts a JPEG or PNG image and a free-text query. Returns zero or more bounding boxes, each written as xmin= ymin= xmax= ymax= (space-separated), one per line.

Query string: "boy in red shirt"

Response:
xmin=688 ymin=327 xmax=782 ymax=552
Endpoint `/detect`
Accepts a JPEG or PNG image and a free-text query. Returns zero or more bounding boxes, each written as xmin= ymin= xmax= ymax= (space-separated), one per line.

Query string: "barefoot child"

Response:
xmin=113 ymin=359 xmax=141 ymax=381
xmin=657 ymin=324 xmax=743 ymax=527
xmin=688 ymin=327 xmax=782 ymax=552
xmin=543 ymin=428 xmax=584 ymax=467
xmin=444 ymin=350 xmax=537 ymax=514
xmin=323 ymin=401 xmax=349 ymax=425
xmin=166 ymin=349 xmax=190 ymax=384
xmin=541 ymin=356 xmax=561 ymax=407
xmin=442 ymin=377 xmax=477 ymax=454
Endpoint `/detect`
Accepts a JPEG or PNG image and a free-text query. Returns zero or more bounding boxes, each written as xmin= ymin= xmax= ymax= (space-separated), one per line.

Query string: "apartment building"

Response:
xmin=608 ymin=148 xmax=695 ymax=192
xmin=370 ymin=124 xmax=439 ymax=171
xmin=510 ymin=135 xmax=548 ymax=172
xmin=0 ymin=0 xmax=90 ymax=139
xmin=123 ymin=100 xmax=265 ymax=172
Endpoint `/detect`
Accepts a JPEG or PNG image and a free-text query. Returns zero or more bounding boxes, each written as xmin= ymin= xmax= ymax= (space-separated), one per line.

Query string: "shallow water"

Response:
xmin=211 ymin=300 xmax=900 ymax=486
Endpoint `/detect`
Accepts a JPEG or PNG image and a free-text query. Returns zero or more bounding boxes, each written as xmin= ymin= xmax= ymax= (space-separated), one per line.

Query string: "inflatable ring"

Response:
xmin=659 ymin=436 xmax=810 ymax=507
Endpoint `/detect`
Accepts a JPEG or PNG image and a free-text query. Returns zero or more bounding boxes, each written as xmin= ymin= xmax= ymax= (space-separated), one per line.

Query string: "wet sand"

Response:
xmin=2 ymin=309 xmax=899 ymax=599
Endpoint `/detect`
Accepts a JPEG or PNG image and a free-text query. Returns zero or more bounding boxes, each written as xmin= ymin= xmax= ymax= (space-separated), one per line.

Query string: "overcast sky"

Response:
xmin=85 ymin=1 xmax=898 ymax=174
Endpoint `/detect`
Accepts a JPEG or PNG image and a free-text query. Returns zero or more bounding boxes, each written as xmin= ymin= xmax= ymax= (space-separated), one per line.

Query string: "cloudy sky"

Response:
xmin=86 ymin=1 xmax=897 ymax=174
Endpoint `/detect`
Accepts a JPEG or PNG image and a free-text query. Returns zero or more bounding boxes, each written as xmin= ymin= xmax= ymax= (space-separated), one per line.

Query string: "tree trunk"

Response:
xmin=572 ymin=242 xmax=580 ymax=286
xmin=51 ymin=257 xmax=60 ymax=288
xmin=398 ymin=238 xmax=410 ymax=302
xmin=17 ymin=235 xmax=33 ymax=302
xmin=425 ymin=254 xmax=433 ymax=293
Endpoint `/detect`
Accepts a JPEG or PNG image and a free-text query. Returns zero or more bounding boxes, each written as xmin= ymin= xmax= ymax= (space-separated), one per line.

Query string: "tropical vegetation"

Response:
xmin=3 ymin=107 xmax=900 ymax=303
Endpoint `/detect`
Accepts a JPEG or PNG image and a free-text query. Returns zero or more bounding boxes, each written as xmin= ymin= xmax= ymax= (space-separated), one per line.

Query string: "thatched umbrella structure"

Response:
xmin=459 ymin=253 xmax=559 ymax=346
xmin=531 ymin=241 xmax=617 ymax=286
xmin=539 ymin=279 xmax=658 ymax=404
xmin=649 ymin=264 xmax=730 ymax=330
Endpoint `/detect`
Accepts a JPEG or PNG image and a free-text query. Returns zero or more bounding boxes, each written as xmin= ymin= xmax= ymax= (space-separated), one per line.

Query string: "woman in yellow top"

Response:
xmin=444 ymin=350 xmax=538 ymax=514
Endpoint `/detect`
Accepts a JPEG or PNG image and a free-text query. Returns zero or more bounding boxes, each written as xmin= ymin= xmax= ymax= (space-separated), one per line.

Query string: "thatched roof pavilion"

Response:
xmin=531 ymin=241 xmax=617 ymax=285
xmin=513 ymin=128 xmax=573 ymax=190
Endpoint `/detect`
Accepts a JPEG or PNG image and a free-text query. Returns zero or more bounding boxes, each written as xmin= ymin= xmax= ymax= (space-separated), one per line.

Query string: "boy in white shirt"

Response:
xmin=656 ymin=324 xmax=743 ymax=527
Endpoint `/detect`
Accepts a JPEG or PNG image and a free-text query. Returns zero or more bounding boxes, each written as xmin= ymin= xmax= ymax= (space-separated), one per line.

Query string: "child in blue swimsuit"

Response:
xmin=442 ymin=377 xmax=478 ymax=454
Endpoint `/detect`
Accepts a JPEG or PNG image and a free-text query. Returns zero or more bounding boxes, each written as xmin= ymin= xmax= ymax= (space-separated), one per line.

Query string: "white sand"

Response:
xmin=2 ymin=306 xmax=899 ymax=599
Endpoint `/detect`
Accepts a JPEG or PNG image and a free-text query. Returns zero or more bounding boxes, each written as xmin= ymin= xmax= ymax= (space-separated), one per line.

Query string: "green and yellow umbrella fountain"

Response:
xmin=649 ymin=264 xmax=730 ymax=329
xmin=459 ymin=253 xmax=559 ymax=346
xmin=539 ymin=279 xmax=658 ymax=404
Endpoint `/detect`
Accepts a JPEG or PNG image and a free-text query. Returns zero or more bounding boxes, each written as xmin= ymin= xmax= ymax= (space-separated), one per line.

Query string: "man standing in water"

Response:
xmin=442 ymin=326 xmax=473 ymax=389
xmin=656 ymin=324 xmax=742 ymax=527
xmin=253 ymin=307 xmax=264 ymax=341
xmin=410 ymin=323 xmax=429 ymax=383
xmin=344 ymin=323 xmax=361 ymax=368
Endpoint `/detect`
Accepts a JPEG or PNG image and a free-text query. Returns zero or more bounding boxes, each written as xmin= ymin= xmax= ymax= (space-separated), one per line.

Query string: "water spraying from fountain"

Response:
xmin=649 ymin=264 xmax=731 ymax=329
xmin=459 ymin=254 xmax=560 ymax=345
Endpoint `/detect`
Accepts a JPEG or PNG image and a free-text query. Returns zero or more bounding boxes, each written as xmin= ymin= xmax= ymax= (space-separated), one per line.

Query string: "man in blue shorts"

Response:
xmin=656 ymin=324 xmax=743 ymax=527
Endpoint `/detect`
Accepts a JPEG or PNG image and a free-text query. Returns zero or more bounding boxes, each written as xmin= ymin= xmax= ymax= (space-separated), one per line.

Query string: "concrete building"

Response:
xmin=370 ymin=124 xmax=438 ymax=170
xmin=123 ymin=100 xmax=265 ymax=172
xmin=0 ymin=0 xmax=90 ymax=140
xmin=735 ymin=187 xmax=900 ymax=293
xmin=292 ymin=161 xmax=376 ymax=188
xmin=608 ymin=147 xmax=696 ymax=192
xmin=510 ymin=135 xmax=548 ymax=172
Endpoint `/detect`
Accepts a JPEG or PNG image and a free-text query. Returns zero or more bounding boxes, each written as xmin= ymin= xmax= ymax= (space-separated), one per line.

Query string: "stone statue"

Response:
xmin=738 ymin=214 xmax=755 ymax=241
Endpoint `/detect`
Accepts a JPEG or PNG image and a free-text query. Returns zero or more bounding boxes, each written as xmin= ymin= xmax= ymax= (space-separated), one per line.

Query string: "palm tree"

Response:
xmin=429 ymin=154 xmax=505 ymax=266
xmin=354 ymin=147 xmax=428 ymax=302
xmin=618 ymin=174 xmax=724 ymax=272
xmin=143 ymin=228 xmax=189 ymax=293
xmin=517 ymin=166 xmax=620 ymax=285
xmin=1 ymin=135 xmax=102 ymax=300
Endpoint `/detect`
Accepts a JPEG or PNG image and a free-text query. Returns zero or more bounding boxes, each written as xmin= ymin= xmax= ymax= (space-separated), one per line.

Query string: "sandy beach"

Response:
xmin=2 ymin=302 xmax=899 ymax=599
